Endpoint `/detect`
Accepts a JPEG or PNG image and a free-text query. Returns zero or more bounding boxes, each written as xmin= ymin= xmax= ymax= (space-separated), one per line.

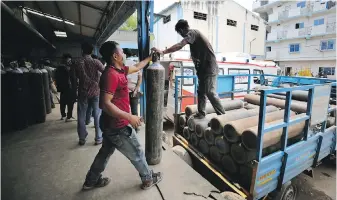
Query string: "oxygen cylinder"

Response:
xmin=29 ymin=68 xmax=46 ymax=124
xmin=8 ymin=66 xmax=29 ymax=130
xmin=1 ymin=69 xmax=11 ymax=133
xmin=145 ymin=52 xmax=164 ymax=165
xmin=40 ymin=68 xmax=51 ymax=114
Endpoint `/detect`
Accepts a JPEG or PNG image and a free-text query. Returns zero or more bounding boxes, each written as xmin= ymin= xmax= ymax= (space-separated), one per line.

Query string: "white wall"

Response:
xmin=154 ymin=0 xmax=266 ymax=56
xmin=266 ymin=36 xmax=336 ymax=61
xmin=278 ymin=60 xmax=335 ymax=77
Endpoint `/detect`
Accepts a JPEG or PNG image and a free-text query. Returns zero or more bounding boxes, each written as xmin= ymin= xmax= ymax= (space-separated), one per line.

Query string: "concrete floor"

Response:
xmin=1 ymin=105 xmax=222 ymax=200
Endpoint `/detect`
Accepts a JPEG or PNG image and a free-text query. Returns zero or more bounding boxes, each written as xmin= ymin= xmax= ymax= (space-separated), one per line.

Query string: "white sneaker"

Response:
xmin=65 ymin=117 xmax=76 ymax=122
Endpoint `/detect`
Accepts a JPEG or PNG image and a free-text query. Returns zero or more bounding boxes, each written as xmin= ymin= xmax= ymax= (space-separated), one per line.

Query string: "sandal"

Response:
xmin=82 ymin=177 xmax=111 ymax=190
xmin=141 ymin=172 xmax=163 ymax=190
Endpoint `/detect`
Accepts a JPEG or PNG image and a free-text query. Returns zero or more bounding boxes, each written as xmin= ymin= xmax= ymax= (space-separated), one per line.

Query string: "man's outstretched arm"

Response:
xmin=152 ymin=39 xmax=188 ymax=55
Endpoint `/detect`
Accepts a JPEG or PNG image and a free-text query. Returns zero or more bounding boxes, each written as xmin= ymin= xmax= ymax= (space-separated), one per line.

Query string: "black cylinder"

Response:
xmin=29 ymin=69 xmax=46 ymax=124
xmin=1 ymin=71 xmax=11 ymax=133
xmin=7 ymin=68 xmax=29 ymax=130
xmin=145 ymin=61 xmax=165 ymax=165
xmin=41 ymin=69 xmax=51 ymax=114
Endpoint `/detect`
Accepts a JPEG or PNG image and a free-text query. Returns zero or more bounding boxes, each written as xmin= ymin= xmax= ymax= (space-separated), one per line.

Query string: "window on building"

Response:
xmin=227 ymin=19 xmax=237 ymax=27
xmin=319 ymin=67 xmax=335 ymax=76
xmin=295 ymin=22 xmax=304 ymax=29
xmin=297 ymin=1 xmax=306 ymax=8
xmin=266 ymin=46 xmax=272 ymax=52
xmin=163 ymin=15 xmax=171 ymax=24
xmin=194 ymin=12 xmax=207 ymax=21
xmin=251 ymin=25 xmax=259 ymax=31
xmin=314 ymin=18 xmax=325 ymax=26
xmin=289 ymin=44 xmax=300 ymax=53
xmin=320 ymin=39 xmax=335 ymax=50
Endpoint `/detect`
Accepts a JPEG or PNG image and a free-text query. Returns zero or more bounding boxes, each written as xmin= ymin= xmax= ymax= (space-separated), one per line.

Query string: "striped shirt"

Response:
xmin=75 ymin=55 xmax=104 ymax=98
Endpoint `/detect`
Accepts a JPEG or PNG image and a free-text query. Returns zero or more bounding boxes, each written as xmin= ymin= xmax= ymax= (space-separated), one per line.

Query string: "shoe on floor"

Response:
xmin=193 ymin=113 xmax=205 ymax=119
xmin=79 ymin=140 xmax=86 ymax=146
xmin=141 ymin=172 xmax=163 ymax=190
xmin=66 ymin=117 xmax=76 ymax=122
xmin=82 ymin=177 xmax=111 ymax=190
xmin=95 ymin=141 xmax=102 ymax=145
xmin=85 ymin=120 xmax=92 ymax=125
xmin=60 ymin=117 xmax=65 ymax=120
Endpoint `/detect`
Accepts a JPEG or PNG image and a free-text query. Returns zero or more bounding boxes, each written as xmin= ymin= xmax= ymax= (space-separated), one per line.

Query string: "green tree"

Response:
xmin=119 ymin=12 xmax=137 ymax=31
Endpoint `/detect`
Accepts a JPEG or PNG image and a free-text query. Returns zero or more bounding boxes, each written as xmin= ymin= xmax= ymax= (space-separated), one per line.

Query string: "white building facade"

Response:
xmin=253 ymin=0 xmax=336 ymax=77
xmin=154 ymin=0 xmax=267 ymax=57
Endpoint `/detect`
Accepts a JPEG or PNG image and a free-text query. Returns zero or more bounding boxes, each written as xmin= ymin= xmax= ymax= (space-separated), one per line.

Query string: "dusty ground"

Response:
xmin=163 ymin=124 xmax=336 ymax=200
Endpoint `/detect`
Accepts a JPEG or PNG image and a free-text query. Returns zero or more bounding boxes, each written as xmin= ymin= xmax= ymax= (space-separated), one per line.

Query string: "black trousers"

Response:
xmin=129 ymin=92 xmax=139 ymax=116
xmin=60 ymin=91 xmax=75 ymax=119
xmin=197 ymin=74 xmax=225 ymax=116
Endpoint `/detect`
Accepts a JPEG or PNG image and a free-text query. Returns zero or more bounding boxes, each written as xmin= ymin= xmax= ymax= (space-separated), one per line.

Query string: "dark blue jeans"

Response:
xmin=77 ymin=96 xmax=102 ymax=142
xmin=85 ymin=125 xmax=152 ymax=185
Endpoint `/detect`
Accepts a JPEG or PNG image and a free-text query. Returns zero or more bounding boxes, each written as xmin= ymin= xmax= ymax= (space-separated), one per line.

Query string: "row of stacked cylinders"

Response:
xmin=2 ymin=67 xmax=52 ymax=133
xmin=178 ymin=95 xmax=336 ymax=190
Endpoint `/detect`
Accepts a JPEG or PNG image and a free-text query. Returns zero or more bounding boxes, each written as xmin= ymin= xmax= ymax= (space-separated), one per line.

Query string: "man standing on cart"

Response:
xmin=152 ymin=19 xmax=225 ymax=118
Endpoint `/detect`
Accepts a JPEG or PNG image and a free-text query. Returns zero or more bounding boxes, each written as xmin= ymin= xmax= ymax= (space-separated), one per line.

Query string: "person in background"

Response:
xmin=44 ymin=59 xmax=57 ymax=109
xmin=85 ymin=54 xmax=101 ymax=125
xmin=82 ymin=41 xmax=162 ymax=191
xmin=124 ymin=49 xmax=142 ymax=131
xmin=55 ymin=54 xmax=77 ymax=122
xmin=75 ymin=43 xmax=104 ymax=145
xmin=151 ymin=19 xmax=225 ymax=119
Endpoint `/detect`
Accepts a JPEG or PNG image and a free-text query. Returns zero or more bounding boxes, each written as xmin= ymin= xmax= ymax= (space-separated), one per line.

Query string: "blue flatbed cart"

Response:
xmin=172 ymin=74 xmax=336 ymax=200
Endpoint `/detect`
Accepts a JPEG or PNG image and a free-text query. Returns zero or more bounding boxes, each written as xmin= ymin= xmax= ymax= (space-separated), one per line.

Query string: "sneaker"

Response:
xmin=141 ymin=172 xmax=163 ymax=190
xmin=95 ymin=141 xmax=102 ymax=145
xmin=193 ymin=113 xmax=205 ymax=119
xmin=60 ymin=117 xmax=65 ymax=120
xmin=82 ymin=177 xmax=111 ymax=190
xmin=79 ymin=140 xmax=86 ymax=146
xmin=85 ymin=120 xmax=92 ymax=125
xmin=65 ymin=117 xmax=76 ymax=122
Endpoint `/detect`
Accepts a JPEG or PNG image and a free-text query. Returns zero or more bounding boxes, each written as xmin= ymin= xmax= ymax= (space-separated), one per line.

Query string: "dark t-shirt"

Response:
xmin=99 ymin=65 xmax=130 ymax=130
xmin=184 ymin=29 xmax=218 ymax=76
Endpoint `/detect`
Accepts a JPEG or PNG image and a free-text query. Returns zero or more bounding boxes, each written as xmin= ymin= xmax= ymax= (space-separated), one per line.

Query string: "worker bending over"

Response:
xmin=82 ymin=41 xmax=162 ymax=190
xmin=152 ymin=19 xmax=225 ymax=119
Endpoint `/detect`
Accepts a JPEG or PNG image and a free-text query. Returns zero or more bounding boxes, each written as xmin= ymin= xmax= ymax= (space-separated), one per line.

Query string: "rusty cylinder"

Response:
xmin=145 ymin=53 xmax=164 ymax=165
xmin=210 ymin=106 xmax=279 ymax=134
xmin=198 ymin=139 xmax=210 ymax=155
xmin=244 ymin=103 xmax=259 ymax=110
xmin=204 ymin=127 xmax=216 ymax=145
xmin=210 ymin=146 xmax=222 ymax=163
xmin=223 ymin=110 xmax=296 ymax=143
xmin=231 ymin=143 xmax=256 ymax=164
xmin=195 ymin=108 xmax=246 ymax=137
xmin=215 ymin=136 xmax=230 ymax=154
xmin=244 ymin=94 xmax=308 ymax=113
xmin=179 ymin=114 xmax=187 ymax=128
xmin=187 ymin=113 xmax=217 ymax=132
xmin=221 ymin=155 xmax=239 ymax=174
xmin=185 ymin=99 xmax=244 ymax=117
xmin=190 ymin=132 xmax=199 ymax=147
xmin=242 ymin=114 xmax=306 ymax=151
xmin=183 ymin=127 xmax=191 ymax=140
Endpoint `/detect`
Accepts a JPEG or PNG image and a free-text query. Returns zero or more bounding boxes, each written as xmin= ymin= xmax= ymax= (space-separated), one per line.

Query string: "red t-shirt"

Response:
xmin=99 ymin=65 xmax=130 ymax=130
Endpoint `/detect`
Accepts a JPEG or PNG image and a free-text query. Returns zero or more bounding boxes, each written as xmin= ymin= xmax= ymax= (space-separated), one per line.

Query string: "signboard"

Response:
xmin=310 ymin=84 xmax=331 ymax=126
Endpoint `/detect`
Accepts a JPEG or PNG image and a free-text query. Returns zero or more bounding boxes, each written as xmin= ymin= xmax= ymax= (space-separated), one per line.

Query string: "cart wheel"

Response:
xmin=270 ymin=181 xmax=297 ymax=200
xmin=221 ymin=192 xmax=245 ymax=200
xmin=172 ymin=145 xmax=193 ymax=167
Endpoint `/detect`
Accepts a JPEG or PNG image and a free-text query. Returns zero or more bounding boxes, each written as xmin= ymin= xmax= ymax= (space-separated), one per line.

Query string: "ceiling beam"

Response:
xmin=54 ymin=1 xmax=70 ymax=33
xmin=78 ymin=3 xmax=82 ymax=35
xmin=33 ymin=1 xmax=56 ymax=37
xmin=94 ymin=1 xmax=111 ymax=38
xmin=73 ymin=1 xmax=105 ymax=13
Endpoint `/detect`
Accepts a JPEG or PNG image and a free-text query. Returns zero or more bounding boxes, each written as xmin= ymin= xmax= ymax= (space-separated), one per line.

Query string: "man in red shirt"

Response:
xmin=82 ymin=41 xmax=162 ymax=190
